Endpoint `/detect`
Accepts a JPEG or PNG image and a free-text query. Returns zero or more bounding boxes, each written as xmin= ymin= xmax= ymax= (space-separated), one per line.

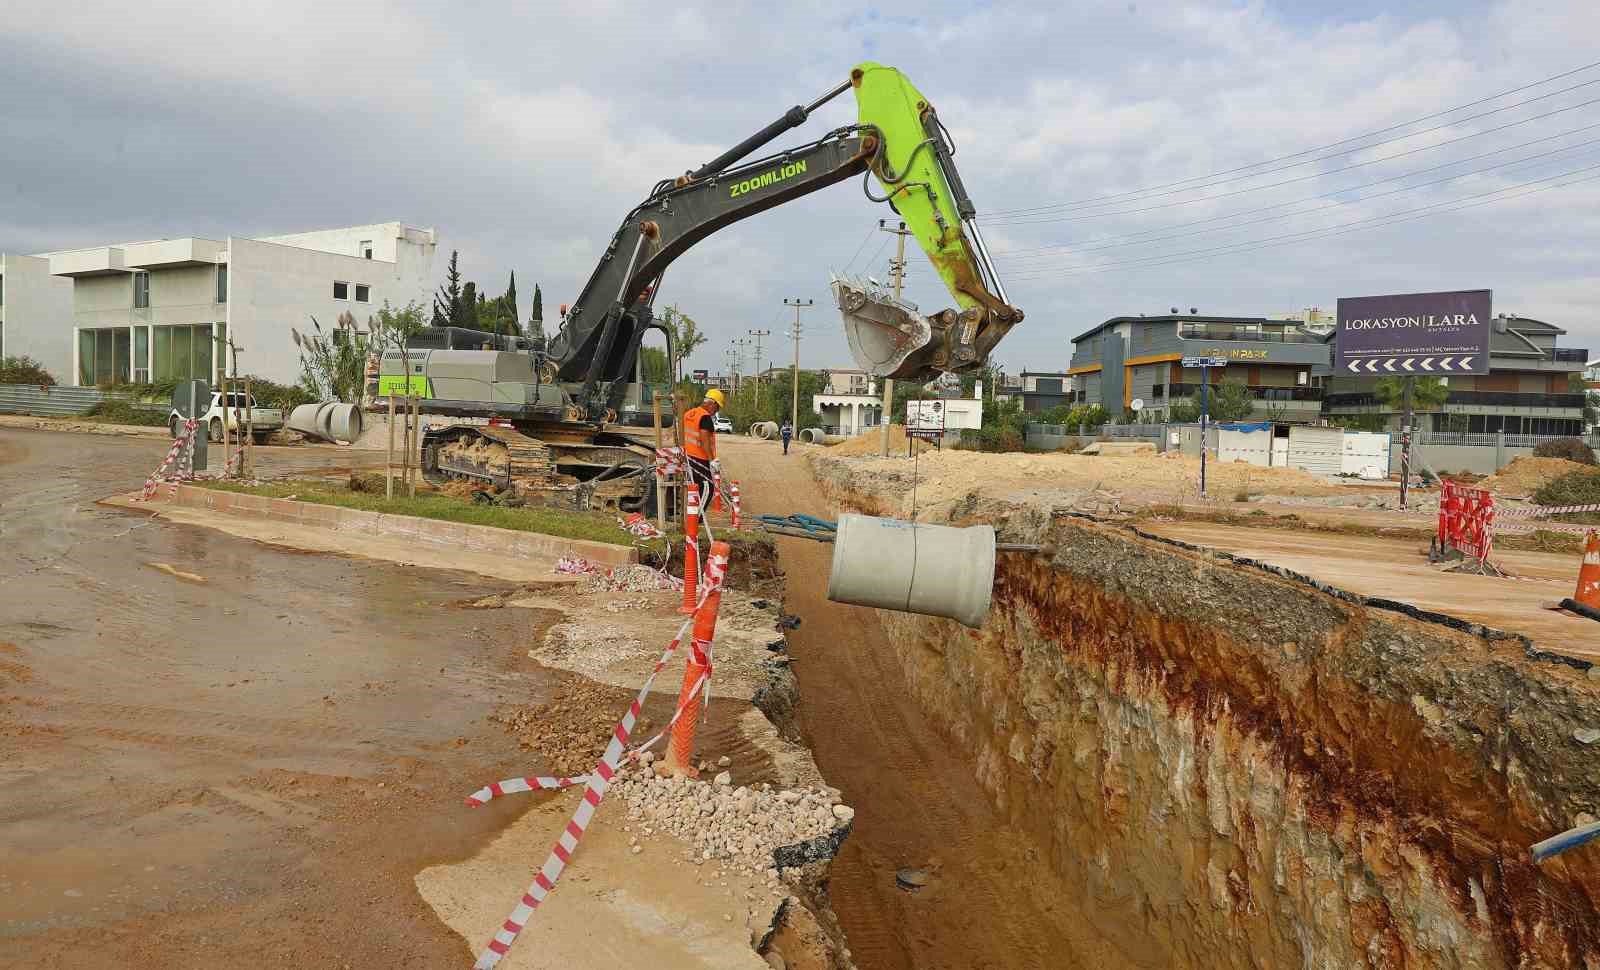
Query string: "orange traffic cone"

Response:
xmin=1576 ymin=531 xmax=1600 ymax=610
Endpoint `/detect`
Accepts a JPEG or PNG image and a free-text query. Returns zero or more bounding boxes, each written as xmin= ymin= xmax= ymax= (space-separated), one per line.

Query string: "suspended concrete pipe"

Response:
xmin=288 ymin=402 xmax=364 ymax=444
xmin=826 ymin=513 xmax=996 ymax=628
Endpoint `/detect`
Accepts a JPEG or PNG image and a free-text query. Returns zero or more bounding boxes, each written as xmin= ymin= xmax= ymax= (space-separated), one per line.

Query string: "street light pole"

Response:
xmin=879 ymin=218 xmax=912 ymax=456
xmin=784 ymin=298 xmax=813 ymax=434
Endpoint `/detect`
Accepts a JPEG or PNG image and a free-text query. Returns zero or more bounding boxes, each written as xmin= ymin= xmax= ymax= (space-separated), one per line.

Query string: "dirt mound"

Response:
xmin=1478 ymin=456 xmax=1599 ymax=496
xmin=825 ymin=424 xmax=937 ymax=456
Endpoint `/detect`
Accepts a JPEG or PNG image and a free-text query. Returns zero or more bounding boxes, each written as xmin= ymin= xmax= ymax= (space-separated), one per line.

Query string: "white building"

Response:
xmin=0 ymin=252 xmax=75 ymax=378
xmin=813 ymin=379 xmax=884 ymax=436
xmin=21 ymin=222 xmax=435 ymax=387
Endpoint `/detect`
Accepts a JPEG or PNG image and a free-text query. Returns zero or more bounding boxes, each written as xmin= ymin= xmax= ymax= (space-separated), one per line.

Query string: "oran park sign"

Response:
xmin=1335 ymin=289 xmax=1492 ymax=375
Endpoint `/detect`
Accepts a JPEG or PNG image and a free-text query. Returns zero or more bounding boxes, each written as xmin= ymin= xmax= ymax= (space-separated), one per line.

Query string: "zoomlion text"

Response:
xmin=730 ymin=160 xmax=808 ymax=198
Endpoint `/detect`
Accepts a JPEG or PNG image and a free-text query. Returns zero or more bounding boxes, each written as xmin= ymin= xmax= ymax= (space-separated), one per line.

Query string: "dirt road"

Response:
xmin=723 ymin=436 xmax=1156 ymax=970
xmin=0 ymin=429 xmax=564 ymax=967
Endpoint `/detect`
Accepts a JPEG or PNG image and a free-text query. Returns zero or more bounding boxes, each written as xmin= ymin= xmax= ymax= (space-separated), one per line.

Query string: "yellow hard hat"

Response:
xmin=705 ymin=388 xmax=727 ymax=407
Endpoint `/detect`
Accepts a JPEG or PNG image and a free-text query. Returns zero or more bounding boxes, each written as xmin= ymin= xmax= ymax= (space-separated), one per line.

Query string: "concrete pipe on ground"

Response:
xmin=288 ymin=403 xmax=365 ymax=444
xmin=751 ymin=421 xmax=779 ymax=440
xmin=826 ymin=513 xmax=996 ymax=628
xmin=798 ymin=428 xmax=820 ymax=445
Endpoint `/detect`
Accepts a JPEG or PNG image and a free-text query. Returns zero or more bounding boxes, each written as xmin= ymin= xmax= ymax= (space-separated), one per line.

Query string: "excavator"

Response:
xmin=386 ymin=61 xmax=1022 ymax=512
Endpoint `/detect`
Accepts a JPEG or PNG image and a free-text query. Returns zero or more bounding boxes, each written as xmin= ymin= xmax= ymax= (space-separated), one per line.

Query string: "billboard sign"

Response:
xmin=691 ymin=369 xmax=709 ymax=382
xmin=906 ymin=399 xmax=946 ymax=434
xmin=1336 ymin=289 xmax=1491 ymax=375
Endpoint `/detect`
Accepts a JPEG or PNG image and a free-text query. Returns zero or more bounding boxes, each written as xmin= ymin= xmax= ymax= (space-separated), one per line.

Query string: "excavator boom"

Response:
xmin=542 ymin=62 xmax=1022 ymax=418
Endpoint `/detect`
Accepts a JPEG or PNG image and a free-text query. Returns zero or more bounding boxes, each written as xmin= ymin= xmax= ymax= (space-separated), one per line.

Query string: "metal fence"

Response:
xmin=0 ymin=383 xmax=114 ymax=418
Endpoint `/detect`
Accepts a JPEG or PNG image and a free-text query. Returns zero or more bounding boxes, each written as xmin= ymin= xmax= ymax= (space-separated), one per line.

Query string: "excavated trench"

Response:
xmin=812 ymin=459 xmax=1600 ymax=970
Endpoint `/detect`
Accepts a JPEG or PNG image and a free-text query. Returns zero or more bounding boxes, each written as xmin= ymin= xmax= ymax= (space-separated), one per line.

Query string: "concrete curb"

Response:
xmin=137 ymin=484 xmax=638 ymax=566
xmin=0 ymin=414 xmax=169 ymax=437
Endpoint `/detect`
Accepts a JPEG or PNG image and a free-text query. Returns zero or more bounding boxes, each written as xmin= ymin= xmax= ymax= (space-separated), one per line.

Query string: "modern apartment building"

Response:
xmin=1068 ymin=313 xmax=1327 ymax=422
xmin=24 ymin=222 xmax=436 ymax=387
xmin=1322 ymin=314 xmax=1589 ymax=435
xmin=0 ymin=252 xmax=75 ymax=378
xmin=1015 ymin=370 xmax=1073 ymax=413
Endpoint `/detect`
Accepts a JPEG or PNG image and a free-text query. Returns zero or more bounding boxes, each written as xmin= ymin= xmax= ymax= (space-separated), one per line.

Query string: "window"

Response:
xmin=216 ymin=264 xmax=228 ymax=303
xmin=1150 ymin=384 xmax=1164 ymax=399
xmin=76 ymin=327 xmax=132 ymax=385
xmin=354 ymin=284 xmax=370 ymax=303
xmin=134 ymin=327 xmax=149 ymax=383
xmin=359 ymin=240 xmax=373 ymax=259
xmin=151 ymin=324 xmax=217 ymax=383
xmin=334 ymin=281 xmax=349 ymax=300
xmin=133 ymin=271 xmax=150 ymax=309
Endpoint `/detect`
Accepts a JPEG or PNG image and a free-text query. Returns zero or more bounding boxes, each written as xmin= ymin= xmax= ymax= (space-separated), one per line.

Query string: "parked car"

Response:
xmin=713 ymin=415 xmax=734 ymax=433
xmin=169 ymin=391 xmax=285 ymax=444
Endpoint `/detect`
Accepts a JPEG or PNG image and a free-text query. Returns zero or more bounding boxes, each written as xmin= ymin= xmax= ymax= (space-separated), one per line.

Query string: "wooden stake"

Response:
xmin=386 ymin=394 xmax=396 ymax=500
xmin=408 ymin=394 xmax=419 ymax=498
xmin=653 ymin=395 xmax=666 ymax=530
xmin=244 ymin=375 xmax=253 ymax=478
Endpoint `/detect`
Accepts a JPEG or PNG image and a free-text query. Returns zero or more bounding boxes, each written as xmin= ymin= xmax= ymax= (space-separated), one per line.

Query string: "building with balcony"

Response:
xmin=1322 ymin=315 xmax=1588 ymax=436
xmin=17 ymin=222 xmax=436 ymax=388
xmin=0 ymin=252 xmax=75 ymax=380
xmin=1016 ymin=371 xmax=1073 ymax=413
xmin=1068 ymin=313 xmax=1328 ymax=422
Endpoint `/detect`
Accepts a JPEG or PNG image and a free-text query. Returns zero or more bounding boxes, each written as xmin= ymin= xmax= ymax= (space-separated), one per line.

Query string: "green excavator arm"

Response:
xmin=836 ymin=62 xmax=1022 ymax=378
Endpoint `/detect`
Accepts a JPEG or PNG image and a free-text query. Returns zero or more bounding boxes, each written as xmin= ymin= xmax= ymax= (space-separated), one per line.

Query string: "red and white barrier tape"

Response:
xmin=467 ymin=563 xmax=725 ymax=969
xmin=139 ymin=419 xmax=199 ymax=500
xmin=730 ymin=482 xmax=742 ymax=529
xmin=654 ymin=446 xmax=684 ymax=477
xmin=1499 ymin=503 xmax=1600 ymax=518
xmin=619 ymin=512 xmax=663 ymax=540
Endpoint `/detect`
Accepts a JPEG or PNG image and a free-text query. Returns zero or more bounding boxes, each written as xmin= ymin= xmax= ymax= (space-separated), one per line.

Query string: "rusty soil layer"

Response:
xmin=812 ymin=452 xmax=1600 ymax=969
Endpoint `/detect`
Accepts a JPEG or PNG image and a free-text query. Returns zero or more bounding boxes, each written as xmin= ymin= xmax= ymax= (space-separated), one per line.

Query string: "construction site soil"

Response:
xmin=807 ymin=442 xmax=1600 ymax=969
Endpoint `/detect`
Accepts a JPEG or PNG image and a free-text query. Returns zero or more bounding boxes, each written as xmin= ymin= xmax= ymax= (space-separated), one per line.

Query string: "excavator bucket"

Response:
xmin=831 ymin=275 xmax=934 ymax=380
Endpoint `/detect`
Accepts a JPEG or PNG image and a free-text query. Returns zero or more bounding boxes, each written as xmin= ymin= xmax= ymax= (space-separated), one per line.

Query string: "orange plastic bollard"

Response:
xmin=730 ymin=481 xmax=741 ymax=529
xmin=1576 ymin=531 xmax=1600 ymax=609
xmin=680 ymin=482 xmax=701 ymax=614
xmin=711 ymin=464 xmax=725 ymax=513
xmin=663 ymin=541 xmax=729 ymax=778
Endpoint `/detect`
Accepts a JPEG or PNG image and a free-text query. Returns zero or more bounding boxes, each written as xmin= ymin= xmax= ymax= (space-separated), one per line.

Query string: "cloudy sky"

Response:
xmin=3 ymin=0 xmax=1597 ymax=376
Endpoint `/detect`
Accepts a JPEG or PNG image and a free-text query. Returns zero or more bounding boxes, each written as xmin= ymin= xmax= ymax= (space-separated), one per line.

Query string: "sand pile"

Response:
xmin=1478 ymin=456 xmax=1600 ymax=496
xmin=825 ymin=424 xmax=938 ymax=456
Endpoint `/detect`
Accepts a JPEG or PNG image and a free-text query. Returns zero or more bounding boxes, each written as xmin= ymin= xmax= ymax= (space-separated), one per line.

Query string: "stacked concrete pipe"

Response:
xmin=287 ymin=402 xmax=365 ymax=444
xmin=749 ymin=421 xmax=779 ymax=440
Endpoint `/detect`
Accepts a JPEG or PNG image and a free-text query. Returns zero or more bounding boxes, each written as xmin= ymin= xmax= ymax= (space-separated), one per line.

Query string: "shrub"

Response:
xmin=1529 ymin=470 xmax=1600 ymax=525
xmin=85 ymin=399 xmax=168 ymax=427
xmin=242 ymin=375 xmax=316 ymax=410
xmin=0 ymin=355 xmax=57 ymax=386
xmin=1531 ymin=436 xmax=1597 ymax=465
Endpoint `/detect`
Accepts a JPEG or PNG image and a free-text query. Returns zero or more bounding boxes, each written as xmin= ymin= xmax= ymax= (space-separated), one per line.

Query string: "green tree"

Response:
xmin=293 ymin=311 xmax=369 ymax=403
xmin=460 ymin=281 xmax=480 ymax=330
xmin=368 ymin=300 xmax=428 ymax=353
xmin=503 ymin=272 xmax=518 ymax=333
xmin=433 ymin=250 xmax=462 ymax=328
xmin=0 ymin=355 xmax=57 ymax=386
xmin=1166 ymin=398 xmax=1200 ymax=423
xmin=1208 ymin=378 xmax=1256 ymax=422
xmin=528 ymin=284 xmax=545 ymax=342
xmin=660 ymin=305 xmax=707 ymax=380
xmin=639 ymin=346 xmax=671 ymax=384
xmin=1374 ymin=375 xmax=1449 ymax=413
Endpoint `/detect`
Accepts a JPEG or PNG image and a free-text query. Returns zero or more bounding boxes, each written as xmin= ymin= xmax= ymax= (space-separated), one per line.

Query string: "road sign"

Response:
xmin=906 ymin=399 xmax=946 ymax=433
xmin=1130 ymin=398 xmax=1144 ymax=412
xmin=1181 ymin=355 xmax=1228 ymax=368
xmin=1335 ymin=289 xmax=1491 ymax=375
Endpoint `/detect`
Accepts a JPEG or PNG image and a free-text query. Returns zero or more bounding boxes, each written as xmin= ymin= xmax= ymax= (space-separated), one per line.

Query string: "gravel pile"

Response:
xmin=585 ymin=563 xmax=678 ymax=593
xmin=609 ymin=759 xmax=853 ymax=885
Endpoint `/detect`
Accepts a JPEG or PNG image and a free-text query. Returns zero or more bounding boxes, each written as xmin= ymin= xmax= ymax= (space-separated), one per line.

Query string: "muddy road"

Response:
xmin=0 ymin=430 xmax=562 ymax=967
xmin=725 ymin=437 xmax=1152 ymax=970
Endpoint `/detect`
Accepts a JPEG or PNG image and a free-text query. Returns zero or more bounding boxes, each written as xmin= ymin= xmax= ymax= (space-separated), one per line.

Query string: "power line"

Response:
xmin=996 ymin=135 xmax=1600 ymax=263
xmin=988 ymin=70 xmax=1600 ymax=218
xmin=990 ymin=98 xmax=1600 ymax=229
xmin=1000 ymin=160 xmax=1600 ymax=279
xmin=996 ymin=121 xmax=1600 ymax=256
xmin=840 ymin=223 xmax=879 ymax=274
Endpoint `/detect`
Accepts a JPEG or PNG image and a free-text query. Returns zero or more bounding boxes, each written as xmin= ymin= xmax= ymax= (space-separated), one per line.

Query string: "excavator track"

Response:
xmin=424 ymin=423 xmax=655 ymax=513
xmin=429 ymin=425 xmax=556 ymax=490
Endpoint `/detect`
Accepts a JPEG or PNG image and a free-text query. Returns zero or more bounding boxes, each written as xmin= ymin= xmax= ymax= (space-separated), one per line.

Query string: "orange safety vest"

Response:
xmin=682 ymin=405 xmax=716 ymax=460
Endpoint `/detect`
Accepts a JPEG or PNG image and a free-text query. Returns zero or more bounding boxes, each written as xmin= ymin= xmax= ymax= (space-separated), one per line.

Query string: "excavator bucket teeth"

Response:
xmin=831 ymin=275 xmax=936 ymax=380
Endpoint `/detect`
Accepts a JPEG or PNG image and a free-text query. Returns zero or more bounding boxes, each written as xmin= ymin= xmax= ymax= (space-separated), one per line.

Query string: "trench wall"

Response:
xmin=812 ymin=455 xmax=1600 ymax=970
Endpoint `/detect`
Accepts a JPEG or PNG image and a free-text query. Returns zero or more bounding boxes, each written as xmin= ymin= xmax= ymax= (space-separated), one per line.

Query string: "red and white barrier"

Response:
xmin=1437 ymin=481 xmax=1496 ymax=564
xmin=730 ymin=481 xmax=742 ymax=529
xmin=139 ymin=419 xmax=199 ymax=500
xmin=654 ymin=446 xmax=684 ymax=478
xmin=466 ymin=556 xmax=728 ymax=969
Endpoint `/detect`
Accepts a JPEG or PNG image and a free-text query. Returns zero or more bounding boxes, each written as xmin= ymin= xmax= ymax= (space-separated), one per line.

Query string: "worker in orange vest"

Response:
xmin=682 ymin=388 xmax=726 ymax=504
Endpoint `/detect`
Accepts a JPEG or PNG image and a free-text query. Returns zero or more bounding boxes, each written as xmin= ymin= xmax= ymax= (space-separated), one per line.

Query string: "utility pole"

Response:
xmin=1400 ymin=375 xmax=1416 ymax=509
xmin=879 ymin=219 xmax=912 ymax=456
xmin=784 ymin=298 xmax=813 ymax=433
xmin=748 ymin=328 xmax=770 ymax=410
xmin=734 ymin=337 xmax=750 ymax=394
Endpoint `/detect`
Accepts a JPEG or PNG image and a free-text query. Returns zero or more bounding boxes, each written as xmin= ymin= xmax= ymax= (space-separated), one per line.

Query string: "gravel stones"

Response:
xmin=611 ymin=767 xmax=852 ymax=877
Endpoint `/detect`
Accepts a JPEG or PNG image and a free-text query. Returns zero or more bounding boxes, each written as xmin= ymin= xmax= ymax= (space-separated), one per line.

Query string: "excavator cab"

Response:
xmin=835 ymin=62 xmax=1022 ymax=382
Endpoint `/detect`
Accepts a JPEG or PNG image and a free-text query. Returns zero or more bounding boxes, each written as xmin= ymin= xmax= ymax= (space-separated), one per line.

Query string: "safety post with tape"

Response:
xmin=711 ymin=462 xmax=725 ymax=513
xmin=730 ymin=481 xmax=742 ymax=530
xmin=664 ymin=541 xmax=728 ymax=778
xmin=140 ymin=419 xmax=199 ymax=500
xmin=680 ymin=481 xmax=701 ymax=614
xmin=463 ymin=543 xmax=730 ymax=969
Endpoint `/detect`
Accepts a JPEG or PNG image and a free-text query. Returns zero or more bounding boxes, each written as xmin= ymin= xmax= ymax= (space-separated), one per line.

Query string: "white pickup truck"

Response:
xmin=169 ymin=391 xmax=285 ymax=444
